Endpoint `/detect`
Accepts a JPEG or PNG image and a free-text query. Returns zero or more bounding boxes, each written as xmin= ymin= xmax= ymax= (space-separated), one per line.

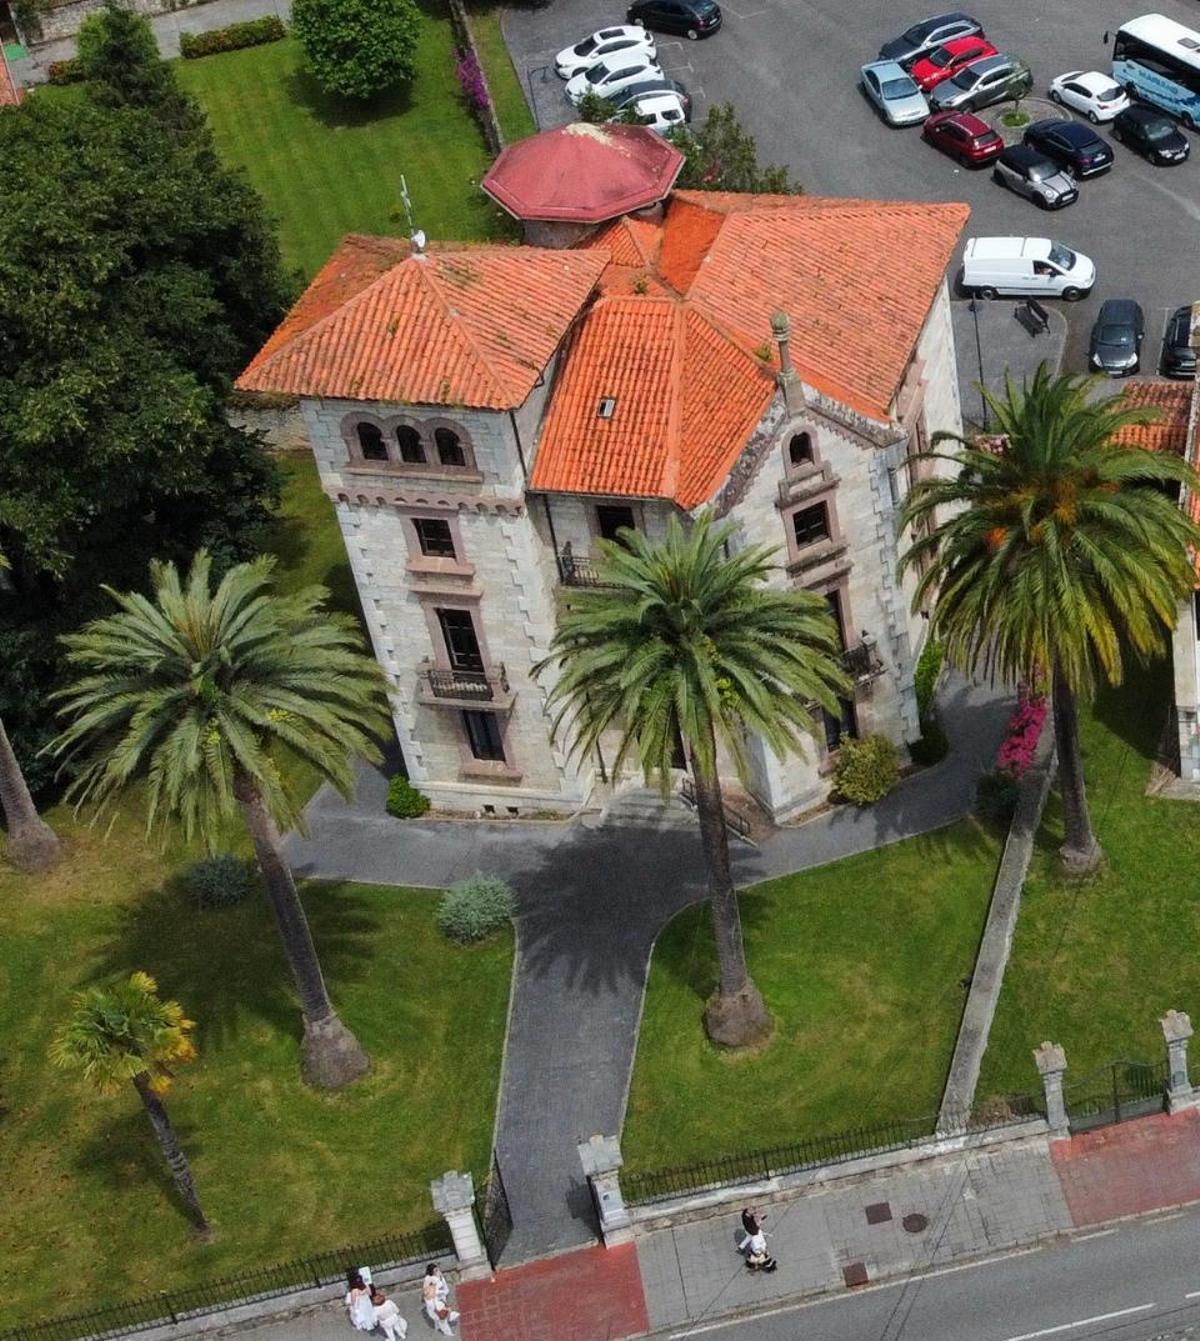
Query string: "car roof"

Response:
xmin=863 ymin=59 xmax=908 ymax=77
xmin=1001 ymin=144 xmax=1055 ymax=169
xmin=1030 ymin=118 xmax=1097 ymax=144
xmin=612 ymin=77 xmax=684 ymax=101
xmin=942 ymin=109 xmax=993 ymax=133
xmin=632 ymin=92 xmax=685 ymax=110
xmin=967 ymin=236 xmax=1052 ymax=259
xmin=1122 ymin=105 xmax=1170 ymax=126
xmin=962 ymin=55 xmax=1009 ymax=77
xmin=1097 ymin=298 xmax=1142 ymax=321
xmin=1073 ymin=70 xmax=1118 ymax=90
xmin=934 ymin=34 xmax=988 ymax=53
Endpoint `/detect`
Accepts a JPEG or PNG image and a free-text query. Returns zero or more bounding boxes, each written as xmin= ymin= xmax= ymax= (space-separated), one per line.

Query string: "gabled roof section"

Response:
xmin=530 ymin=296 xmax=775 ymax=506
xmin=1113 ymin=381 xmax=1192 ymax=455
xmin=237 ymin=238 xmax=608 ymax=410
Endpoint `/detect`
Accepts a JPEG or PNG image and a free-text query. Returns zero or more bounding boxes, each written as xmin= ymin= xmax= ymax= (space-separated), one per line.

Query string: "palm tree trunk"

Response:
xmin=233 ymin=772 xmax=369 ymax=1089
xmin=1052 ymin=661 xmax=1102 ymax=874
xmin=131 ymin=1071 xmax=211 ymax=1239
xmin=688 ymin=728 xmax=772 ymax=1049
xmin=0 ymin=714 xmax=60 ymax=873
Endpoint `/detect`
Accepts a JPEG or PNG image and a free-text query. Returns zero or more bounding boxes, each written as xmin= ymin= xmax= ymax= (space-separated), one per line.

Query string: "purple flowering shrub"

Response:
xmin=456 ymin=47 xmax=491 ymax=112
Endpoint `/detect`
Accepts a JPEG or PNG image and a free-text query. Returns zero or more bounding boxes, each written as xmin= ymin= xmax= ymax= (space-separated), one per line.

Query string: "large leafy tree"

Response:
xmin=50 ymin=552 xmax=390 ymax=1088
xmin=538 ymin=515 xmax=846 ymax=1047
xmin=901 ymin=368 xmax=1200 ymax=873
xmin=668 ymin=103 xmax=800 ymax=194
xmin=291 ymin=0 xmax=420 ymax=100
xmin=52 ymin=972 xmax=210 ymax=1237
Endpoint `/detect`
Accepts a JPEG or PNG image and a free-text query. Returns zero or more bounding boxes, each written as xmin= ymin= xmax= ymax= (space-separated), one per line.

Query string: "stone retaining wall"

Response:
xmin=25 ymin=0 xmax=217 ymax=45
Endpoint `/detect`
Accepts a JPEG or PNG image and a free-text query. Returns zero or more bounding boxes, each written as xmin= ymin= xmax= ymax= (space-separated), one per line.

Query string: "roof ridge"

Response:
xmin=417 ymin=255 xmax=514 ymax=403
xmin=660 ymin=301 xmax=686 ymax=500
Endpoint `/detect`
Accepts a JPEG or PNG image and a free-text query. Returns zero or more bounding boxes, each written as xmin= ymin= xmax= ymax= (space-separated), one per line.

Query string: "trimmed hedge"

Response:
xmin=386 ymin=775 xmax=431 ymax=819
xmin=180 ymin=15 xmax=286 ymax=59
xmin=47 ymin=57 xmax=86 ymax=85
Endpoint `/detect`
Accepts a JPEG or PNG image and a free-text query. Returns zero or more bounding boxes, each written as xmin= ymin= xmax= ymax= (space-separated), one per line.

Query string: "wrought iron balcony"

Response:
xmin=416 ymin=660 xmax=514 ymax=710
xmin=556 ymin=544 xmax=617 ymax=588
xmin=839 ymin=636 xmax=884 ymax=685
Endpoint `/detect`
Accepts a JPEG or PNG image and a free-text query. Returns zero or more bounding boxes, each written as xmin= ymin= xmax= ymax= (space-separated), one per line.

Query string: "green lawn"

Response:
xmin=467 ymin=3 xmax=537 ymax=143
xmin=176 ymin=22 xmax=514 ymax=279
xmin=622 ymin=818 xmax=1002 ymax=1172
xmin=978 ymin=660 xmax=1200 ymax=1099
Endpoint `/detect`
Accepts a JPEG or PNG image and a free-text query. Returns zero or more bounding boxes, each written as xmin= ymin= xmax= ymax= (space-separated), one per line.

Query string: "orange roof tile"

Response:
xmin=529 ymin=296 xmax=774 ymax=506
xmin=238 ymin=237 xmax=608 ymax=410
xmin=1113 ymin=381 xmax=1192 ymax=455
xmin=586 ymin=215 xmax=661 ymax=269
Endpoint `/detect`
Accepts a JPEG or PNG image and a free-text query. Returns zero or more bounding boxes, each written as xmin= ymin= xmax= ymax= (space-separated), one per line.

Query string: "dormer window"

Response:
xmin=788 ymin=431 xmax=813 ymax=467
xmin=597 ymin=397 xmax=617 ymax=419
xmin=357 ymin=423 xmax=389 ymax=462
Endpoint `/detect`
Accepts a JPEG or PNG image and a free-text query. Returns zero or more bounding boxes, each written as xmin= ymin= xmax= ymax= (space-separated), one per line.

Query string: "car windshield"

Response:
xmin=1094 ymin=83 xmax=1122 ymax=101
xmin=883 ymin=75 xmax=919 ymax=98
xmin=1144 ymin=120 xmax=1176 ymax=142
xmin=1026 ymin=162 xmax=1055 ymax=181
xmin=928 ymin=47 xmax=952 ymax=67
xmin=949 ymin=67 xmax=979 ymax=89
xmin=1098 ymin=325 xmax=1133 ymax=346
xmin=574 ymin=35 xmax=598 ymax=55
xmin=902 ymin=20 xmax=931 ymax=42
xmin=695 ymin=0 xmax=718 ymax=12
xmin=1048 ymin=243 xmax=1075 ymax=270
xmin=585 ymin=64 xmax=612 ymax=83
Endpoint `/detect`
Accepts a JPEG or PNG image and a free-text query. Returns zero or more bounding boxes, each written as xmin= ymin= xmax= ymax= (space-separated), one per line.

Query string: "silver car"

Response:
xmin=992 ymin=145 xmax=1077 ymax=209
xmin=860 ymin=60 xmax=930 ymax=126
xmin=930 ymin=54 xmax=1032 ymax=112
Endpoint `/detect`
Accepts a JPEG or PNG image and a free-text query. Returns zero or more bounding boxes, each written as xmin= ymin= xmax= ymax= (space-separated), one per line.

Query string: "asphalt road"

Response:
xmin=504 ymin=0 xmax=1200 ymax=374
xmin=660 ymin=1204 xmax=1200 ymax=1341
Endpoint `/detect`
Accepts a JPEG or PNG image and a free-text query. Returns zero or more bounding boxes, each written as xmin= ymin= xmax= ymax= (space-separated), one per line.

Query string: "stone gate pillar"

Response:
xmin=430 ymin=1170 xmax=491 ymax=1280
xmin=1161 ymin=1010 xmax=1196 ymax=1113
xmin=578 ymin=1134 xmax=633 ymax=1247
xmin=1034 ymin=1041 xmax=1069 ymax=1137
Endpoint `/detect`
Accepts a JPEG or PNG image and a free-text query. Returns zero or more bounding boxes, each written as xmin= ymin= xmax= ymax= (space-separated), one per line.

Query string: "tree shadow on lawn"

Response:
xmin=282 ymin=67 xmax=415 ymax=131
xmin=87 ymin=879 xmax=379 ymax=1054
xmin=76 ymin=1107 xmax=206 ymax=1234
xmin=257 ymin=496 xmax=361 ymax=619
xmin=1089 ymin=659 xmax=1170 ymax=761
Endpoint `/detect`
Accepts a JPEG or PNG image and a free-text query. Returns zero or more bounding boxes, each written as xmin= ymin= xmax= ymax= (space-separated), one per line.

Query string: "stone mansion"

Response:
xmin=237 ymin=123 xmax=970 ymax=821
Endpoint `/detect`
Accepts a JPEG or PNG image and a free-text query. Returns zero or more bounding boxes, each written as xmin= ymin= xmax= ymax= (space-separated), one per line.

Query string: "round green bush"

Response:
xmin=386 ymin=775 xmax=431 ymax=819
xmin=291 ymin=0 xmax=420 ymax=100
xmin=436 ymin=875 xmax=515 ymax=945
xmin=976 ymin=768 xmax=1020 ymax=825
xmin=832 ymin=733 xmax=901 ymax=805
xmin=184 ymin=853 xmax=253 ymax=910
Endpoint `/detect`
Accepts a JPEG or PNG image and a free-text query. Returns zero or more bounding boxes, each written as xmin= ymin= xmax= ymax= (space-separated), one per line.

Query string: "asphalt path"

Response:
xmin=659 ymin=1204 xmax=1200 ymax=1341
xmin=504 ymin=0 xmax=1200 ymax=373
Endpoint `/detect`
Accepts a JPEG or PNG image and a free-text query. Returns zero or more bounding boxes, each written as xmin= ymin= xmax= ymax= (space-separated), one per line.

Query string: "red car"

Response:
xmin=922 ymin=109 xmax=1004 ymax=166
xmin=910 ymin=35 xmax=998 ymax=92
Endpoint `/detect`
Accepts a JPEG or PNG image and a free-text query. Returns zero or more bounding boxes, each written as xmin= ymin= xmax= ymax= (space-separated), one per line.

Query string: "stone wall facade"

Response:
xmin=25 ymin=0 xmax=215 ymax=44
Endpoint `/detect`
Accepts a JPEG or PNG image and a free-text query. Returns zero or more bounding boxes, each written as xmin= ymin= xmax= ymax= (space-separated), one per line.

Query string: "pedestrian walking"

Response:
xmin=421 ymin=1264 xmax=460 ymax=1336
xmin=345 ymin=1271 xmax=376 ymax=1332
xmin=369 ymin=1285 xmax=407 ymax=1340
xmin=743 ymin=1226 xmax=777 ymax=1274
xmin=739 ymin=1207 xmax=764 ymax=1246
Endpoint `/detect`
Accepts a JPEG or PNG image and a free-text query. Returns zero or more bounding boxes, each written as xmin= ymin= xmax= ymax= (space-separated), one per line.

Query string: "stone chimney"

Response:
xmin=771 ymin=311 xmax=803 ymax=414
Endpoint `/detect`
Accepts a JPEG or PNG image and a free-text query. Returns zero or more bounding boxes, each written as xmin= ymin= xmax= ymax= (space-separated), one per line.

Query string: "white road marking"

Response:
xmin=1000 ymin=1303 xmax=1157 ymax=1341
xmin=1184 ymin=1289 xmax=1200 ymax=1299
xmin=1070 ymin=1228 xmax=1117 ymax=1242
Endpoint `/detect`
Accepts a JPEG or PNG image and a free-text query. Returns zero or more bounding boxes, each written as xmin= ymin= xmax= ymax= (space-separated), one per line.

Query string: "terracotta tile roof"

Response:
xmin=238 ymin=236 xmax=608 ymax=410
xmin=0 ymin=47 xmax=23 ymax=107
xmin=1113 ymin=381 xmax=1192 ymax=455
xmin=587 ymin=216 xmax=660 ymax=269
xmin=529 ymin=296 xmax=774 ymax=506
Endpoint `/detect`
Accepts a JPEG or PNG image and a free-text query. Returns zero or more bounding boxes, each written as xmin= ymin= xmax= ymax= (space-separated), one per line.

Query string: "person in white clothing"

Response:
xmin=369 ymin=1285 xmax=408 ymax=1340
xmin=421 ymin=1264 xmax=459 ymax=1335
xmin=345 ymin=1272 xmax=376 ymax=1332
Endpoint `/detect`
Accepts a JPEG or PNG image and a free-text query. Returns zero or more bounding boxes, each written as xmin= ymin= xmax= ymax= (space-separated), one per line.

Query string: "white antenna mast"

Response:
xmin=399 ymin=175 xmax=426 ymax=254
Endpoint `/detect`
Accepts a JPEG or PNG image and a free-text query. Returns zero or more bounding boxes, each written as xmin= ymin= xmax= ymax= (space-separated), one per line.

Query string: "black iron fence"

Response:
xmin=0 ymin=1223 xmax=452 ymax=1341
xmin=1064 ymin=1057 xmax=1169 ymax=1133
xmin=622 ymin=1096 xmax=1044 ymax=1206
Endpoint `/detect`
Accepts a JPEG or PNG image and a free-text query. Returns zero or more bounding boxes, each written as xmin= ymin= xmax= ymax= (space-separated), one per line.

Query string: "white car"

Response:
xmin=566 ymin=56 xmax=663 ymax=106
xmin=1048 ymin=70 xmax=1130 ymax=123
xmin=555 ymin=25 xmax=656 ymax=80
xmin=616 ymin=90 xmax=689 ymax=133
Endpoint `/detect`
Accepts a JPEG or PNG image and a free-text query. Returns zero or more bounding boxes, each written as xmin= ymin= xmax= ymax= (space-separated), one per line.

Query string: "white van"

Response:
xmin=961 ymin=236 xmax=1096 ymax=301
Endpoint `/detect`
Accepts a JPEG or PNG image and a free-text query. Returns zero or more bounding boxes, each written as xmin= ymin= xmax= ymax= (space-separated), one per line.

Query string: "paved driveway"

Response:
xmin=503 ymin=0 xmax=1200 ymax=372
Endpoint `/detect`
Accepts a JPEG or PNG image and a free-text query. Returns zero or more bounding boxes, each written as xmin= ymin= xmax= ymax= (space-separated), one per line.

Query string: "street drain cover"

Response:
xmin=902 ymin=1212 xmax=929 ymax=1233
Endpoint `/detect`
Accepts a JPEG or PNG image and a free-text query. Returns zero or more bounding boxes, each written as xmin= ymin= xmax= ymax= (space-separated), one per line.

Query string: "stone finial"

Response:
xmin=770 ymin=311 xmax=804 ymax=413
xmin=578 ymin=1133 xmax=623 ymax=1178
xmin=430 ymin=1170 xmax=475 ymax=1214
xmin=1162 ymin=1009 xmax=1194 ymax=1043
xmin=1033 ymin=1042 xmax=1066 ymax=1075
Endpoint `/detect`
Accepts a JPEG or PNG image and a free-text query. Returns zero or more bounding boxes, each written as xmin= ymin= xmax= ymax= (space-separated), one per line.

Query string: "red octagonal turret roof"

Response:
xmin=482 ymin=122 xmax=684 ymax=224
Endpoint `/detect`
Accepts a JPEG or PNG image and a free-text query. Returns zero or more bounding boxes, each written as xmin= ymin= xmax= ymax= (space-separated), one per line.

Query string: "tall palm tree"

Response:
xmin=0 ymin=545 xmax=61 ymax=873
xmin=49 ymin=551 xmax=390 ymax=1088
xmin=900 ymin=367 xmax=1200 ymax=873
xmin=538 ymin=514 xmax=847 ymax=1048
xmin=52 ymin=971 xmax=210 ymax=1237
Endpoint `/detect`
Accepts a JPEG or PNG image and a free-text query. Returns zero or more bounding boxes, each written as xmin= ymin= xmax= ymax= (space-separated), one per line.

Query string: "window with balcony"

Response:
xmin=437 ymin=608 xmax=483 ymax=672
xmin=396 ymin=426 xmax=426 ymax=464
xmin=414 ymin=518 xmax=456 ymax=559
xmin=462 ymin=710 xmax=505 ymax=761
xmin=596 ymin=504 xmax=636 ymax=543
xmin=792 ymin=501 xmax=831 ymax=550
xmin=788 ymin=432 xmax=814 ymax=468
xmin=435 ymin=427 xmax=467 ymax=467
xmin=357 ymin=423 xmax=389 ymax=462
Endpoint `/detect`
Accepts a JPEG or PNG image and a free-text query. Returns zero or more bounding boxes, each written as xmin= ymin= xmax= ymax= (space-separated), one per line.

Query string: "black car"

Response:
xmin=1111 ymin=106 xmax=1190 ymax=165
xmin=1161 ymin=304 xmax=1198 ymax=379
xmin=1088 ymin=299 xmax=1144 ymax=377
xmin=878 ymin=12 xmax=982 ymax=68
xmin=626 ymin=0 xmax=720 ymax=39
xmin=1024 ymin=119 xmax=1114 ymax=177
xmin=608 ymin=75 xmax=691 ymax=115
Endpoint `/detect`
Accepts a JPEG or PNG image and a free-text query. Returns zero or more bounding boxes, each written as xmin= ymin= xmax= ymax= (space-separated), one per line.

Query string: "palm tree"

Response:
xmin=52 ymin=971 xmax=210 ymax=1237
xmin=49 ymin=551 xmax=390 ymax=1088
xmin=0 ymin=544 xmax=61 ymax=873
xmin=900 ymin=367 xmax=1200 ymax=873
xmin=538 ymin=514 xmax=847 ymax=1048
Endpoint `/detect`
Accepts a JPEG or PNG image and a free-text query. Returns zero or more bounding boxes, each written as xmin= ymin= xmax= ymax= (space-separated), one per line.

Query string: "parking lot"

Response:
xmin=503 ymin=0 xmax=1200 ymax=375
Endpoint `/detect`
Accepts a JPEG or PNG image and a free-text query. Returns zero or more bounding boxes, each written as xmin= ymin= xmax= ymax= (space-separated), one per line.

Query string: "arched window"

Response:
xmin=357 ymin=423 xmax=388 ymax=462
xmin=788 ymin=431 xmax=813 ymax=468
xmin=396 ymin=426 xmax=425 ymax=464
xmin=435 ymin=427 xmax=467 ymax=467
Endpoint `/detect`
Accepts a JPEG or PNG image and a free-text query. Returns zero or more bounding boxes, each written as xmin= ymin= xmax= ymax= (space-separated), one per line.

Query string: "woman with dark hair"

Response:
xmin=422 ymin=1264 xmax=459 ymax=1335
xmin=345 ymin=1270 xmax=375 ymax=1332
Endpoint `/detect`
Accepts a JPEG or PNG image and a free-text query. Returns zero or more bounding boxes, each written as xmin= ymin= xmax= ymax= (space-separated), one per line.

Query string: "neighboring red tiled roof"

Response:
xmin=238 ymin=236 xmax=608 ymax=410
xmin=482 ymin=123 xmax=682 ymax=223
xmin=588 ymin=215 xmax=661 ymax=269
xmin=0 ymin=47 xmax=24 ymax=107
xmin=1113 ymin=381 xmax=1192 ymax=455
xmin=530 ymin=296 xmax=775 ymax=506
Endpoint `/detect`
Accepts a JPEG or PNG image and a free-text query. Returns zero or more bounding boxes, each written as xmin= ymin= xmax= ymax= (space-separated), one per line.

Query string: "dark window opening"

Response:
xmin=437 ymin=608 xmax=483 ymax=672
xmin=788 ymin=432 xmax=814 ymax=467
xmin=791 ymin=501 xmax=831 ymax=549
xmin=396 ymin=426 xmax=425 ymax=464
xmin=596 ymin=505 xmax=637 ymax=543
xmin=463 ymin=710 xmax=505 ymax=761
xmin=824 ymin=589 xmax=846 ymax=651
xmin=823 ymin=697 xmax=857 ymax=753
xmin=435 ymin=427 xmax=467 ymax=467
xmin=357 ymin=423 xmax=388 ymax=462
xmin=414 ymin=518 xmax=456 ymax=559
